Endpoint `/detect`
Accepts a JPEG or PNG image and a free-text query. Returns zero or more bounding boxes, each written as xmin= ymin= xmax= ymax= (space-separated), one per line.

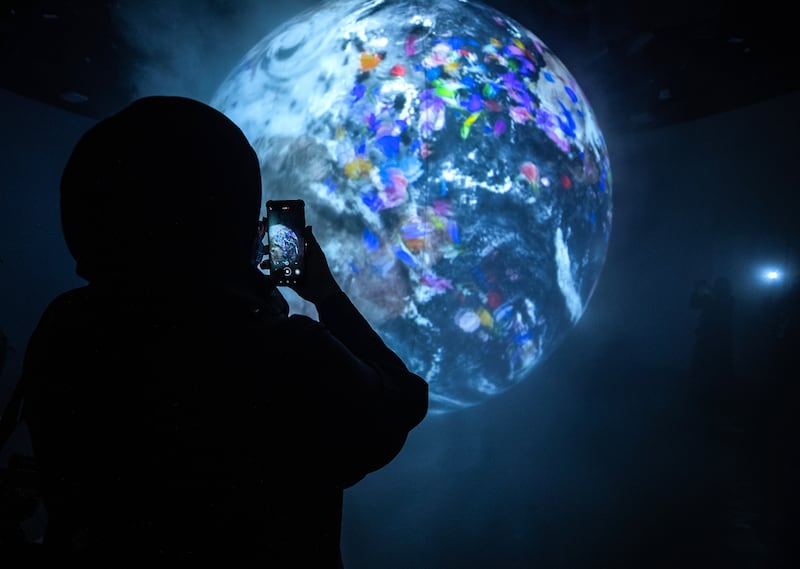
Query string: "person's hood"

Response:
xmin=60 ymin=95 xmax=263 ymax=285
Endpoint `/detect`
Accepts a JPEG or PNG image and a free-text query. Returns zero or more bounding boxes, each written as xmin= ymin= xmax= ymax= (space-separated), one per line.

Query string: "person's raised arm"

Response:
xmin=288 ymin=226 xmax=428 ymax=483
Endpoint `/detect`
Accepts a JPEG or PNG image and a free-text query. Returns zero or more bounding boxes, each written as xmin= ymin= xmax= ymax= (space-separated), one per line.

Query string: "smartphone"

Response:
xmin=265 ymin=199 xmax=306 ymax=286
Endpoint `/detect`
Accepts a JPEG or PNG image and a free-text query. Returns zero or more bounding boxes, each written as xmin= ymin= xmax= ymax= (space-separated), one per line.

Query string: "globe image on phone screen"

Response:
xmin=268 ymin=224 xmax=301 ymax=270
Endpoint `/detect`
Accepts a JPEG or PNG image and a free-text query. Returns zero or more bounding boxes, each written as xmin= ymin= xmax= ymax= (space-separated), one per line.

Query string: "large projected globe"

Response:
xmin=211 ymin=0 xmax=612 ymax=414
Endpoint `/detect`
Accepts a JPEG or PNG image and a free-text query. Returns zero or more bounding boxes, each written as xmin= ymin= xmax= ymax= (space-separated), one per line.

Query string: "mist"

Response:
xmin=113 ymin=0 xmax=322 ymax=104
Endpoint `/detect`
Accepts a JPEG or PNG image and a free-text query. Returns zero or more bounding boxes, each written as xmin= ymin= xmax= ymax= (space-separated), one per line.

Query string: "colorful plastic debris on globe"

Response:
xmin=211 ymin=0 xmax=613 ymax=414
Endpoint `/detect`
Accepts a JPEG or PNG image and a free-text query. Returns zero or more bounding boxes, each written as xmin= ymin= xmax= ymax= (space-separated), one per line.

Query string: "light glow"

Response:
xmin=757 ymin=265 xmax=784 ymax=285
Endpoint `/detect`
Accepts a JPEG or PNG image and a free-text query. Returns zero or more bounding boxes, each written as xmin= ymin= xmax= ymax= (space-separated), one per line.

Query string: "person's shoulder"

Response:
xmin=24 ymin=287 xmax=92 ymax=358
xmin=49 ymin=285 xmax=90 ymax=303
xmin=38 ymin=286 xmax=91 ymax=320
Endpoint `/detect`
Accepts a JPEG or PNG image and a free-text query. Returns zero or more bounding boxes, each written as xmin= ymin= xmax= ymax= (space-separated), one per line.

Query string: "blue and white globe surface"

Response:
xmin=212 ymin=0 xmax=613 ymax=414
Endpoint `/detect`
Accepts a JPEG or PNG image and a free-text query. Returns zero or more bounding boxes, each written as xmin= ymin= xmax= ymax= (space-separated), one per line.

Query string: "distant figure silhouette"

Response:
xmin=17 ymin=96 xmax=428 ymax=568
xmin=690 ymin=277 xmax=735 ymax=397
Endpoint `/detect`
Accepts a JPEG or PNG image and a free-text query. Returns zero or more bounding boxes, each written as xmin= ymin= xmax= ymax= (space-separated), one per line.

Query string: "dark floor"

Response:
xmin=690 ymin=367 xmax=799 ymax=569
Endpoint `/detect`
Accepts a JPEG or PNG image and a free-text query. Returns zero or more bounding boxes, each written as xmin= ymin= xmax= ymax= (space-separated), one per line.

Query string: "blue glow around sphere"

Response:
xmin=212 ymin=0 xmax=613 ymax=414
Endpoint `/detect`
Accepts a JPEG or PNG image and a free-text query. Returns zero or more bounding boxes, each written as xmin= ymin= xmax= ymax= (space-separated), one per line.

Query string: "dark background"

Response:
xmin=1 ymin=1 xmax=798 ymax=567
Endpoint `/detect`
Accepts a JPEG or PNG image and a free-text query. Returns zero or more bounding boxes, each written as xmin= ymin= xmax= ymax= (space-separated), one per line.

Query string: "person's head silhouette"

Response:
xmin=59 ymin=96 xmax=262 ymax=285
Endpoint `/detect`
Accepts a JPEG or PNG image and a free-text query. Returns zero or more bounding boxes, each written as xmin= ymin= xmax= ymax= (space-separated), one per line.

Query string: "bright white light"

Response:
xmin=758 ymin=266 xmax=783 ymax=284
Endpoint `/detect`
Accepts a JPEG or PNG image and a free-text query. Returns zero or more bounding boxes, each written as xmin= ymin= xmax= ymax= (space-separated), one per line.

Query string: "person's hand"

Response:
xmin=289 ymin=226 xmax=343 ymax=305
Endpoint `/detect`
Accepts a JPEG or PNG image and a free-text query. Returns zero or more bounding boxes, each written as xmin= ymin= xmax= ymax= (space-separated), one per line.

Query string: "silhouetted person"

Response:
xmin=17 ymin=96 xmax=428 ymax=568
xmin=690 ymin=277 xmax=735 ymax=400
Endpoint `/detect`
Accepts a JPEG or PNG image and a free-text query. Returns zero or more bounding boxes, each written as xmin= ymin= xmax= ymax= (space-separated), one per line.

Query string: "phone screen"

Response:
xmin=265 ymin=199 xmax=306 ymax=286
